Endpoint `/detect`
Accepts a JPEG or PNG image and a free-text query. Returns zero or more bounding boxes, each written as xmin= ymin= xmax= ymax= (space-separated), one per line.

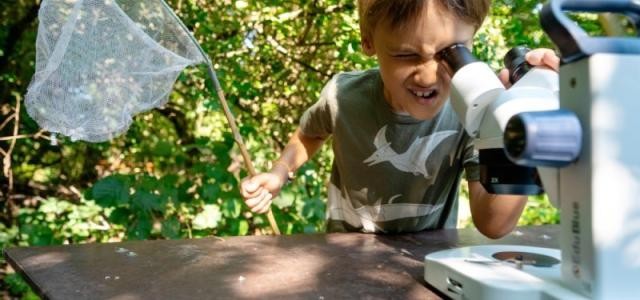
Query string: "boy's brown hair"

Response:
xmin=357 ymin=0 xmax=490 ymax=39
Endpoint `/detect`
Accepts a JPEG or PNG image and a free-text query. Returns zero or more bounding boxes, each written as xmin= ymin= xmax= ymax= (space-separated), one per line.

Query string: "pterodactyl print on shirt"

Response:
xmin=363 ymin=125 xmax=457 ymax=178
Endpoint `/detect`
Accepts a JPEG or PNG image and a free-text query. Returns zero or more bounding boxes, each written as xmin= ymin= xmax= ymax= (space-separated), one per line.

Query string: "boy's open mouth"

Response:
xmin=410 ymin=89 xmax=438 ymax=103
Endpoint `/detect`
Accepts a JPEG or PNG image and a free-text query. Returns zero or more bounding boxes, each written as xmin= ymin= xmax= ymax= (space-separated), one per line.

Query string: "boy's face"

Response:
xmin=363 ymin=2 xmax=476 ymax=120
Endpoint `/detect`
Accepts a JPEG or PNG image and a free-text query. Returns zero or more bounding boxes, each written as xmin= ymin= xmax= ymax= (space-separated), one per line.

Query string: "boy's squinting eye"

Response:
xmin=391 ymin=53 xmax=419 ymax=60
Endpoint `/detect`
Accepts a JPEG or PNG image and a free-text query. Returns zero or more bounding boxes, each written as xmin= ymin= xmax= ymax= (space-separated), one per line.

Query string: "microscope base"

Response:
xmin=424 ymin=245 xmax=587 ymax=300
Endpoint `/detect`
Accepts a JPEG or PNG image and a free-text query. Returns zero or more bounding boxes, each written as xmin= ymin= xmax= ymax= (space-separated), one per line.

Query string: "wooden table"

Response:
xmin=4 ymin=226 xmax=558 ymax=299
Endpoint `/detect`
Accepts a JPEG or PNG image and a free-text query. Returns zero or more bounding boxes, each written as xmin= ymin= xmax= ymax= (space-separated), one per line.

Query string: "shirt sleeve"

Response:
xmin=462 ymin=137 xmax=480 ymax=181
xmin=299 ymin=75 xmax=339 ymax=139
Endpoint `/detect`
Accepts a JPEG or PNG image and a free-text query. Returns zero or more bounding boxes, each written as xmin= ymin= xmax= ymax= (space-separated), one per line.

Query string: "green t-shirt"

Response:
xmin=300 ymin=68 xmax=479 ymax=233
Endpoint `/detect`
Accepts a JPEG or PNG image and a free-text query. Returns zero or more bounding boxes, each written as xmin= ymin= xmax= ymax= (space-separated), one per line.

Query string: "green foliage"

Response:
xmin=2 ymin=1 xmax=617 ymax=296
xmin=14 ymin=197 xmax=114 ymax=245
xmin=519 ymin=194 xmax=560 ymax=225
xmin=3 ymin=273 xmax=39 ymax=300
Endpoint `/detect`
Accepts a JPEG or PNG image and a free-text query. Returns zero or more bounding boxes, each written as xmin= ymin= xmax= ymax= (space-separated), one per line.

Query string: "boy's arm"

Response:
xmin=240 ymin=128 xmax=326 ymax=214
xmin=271 ymin=128 xmax=327 ymax=181
xmin=467 ymin=181 xmax=527 ymax=239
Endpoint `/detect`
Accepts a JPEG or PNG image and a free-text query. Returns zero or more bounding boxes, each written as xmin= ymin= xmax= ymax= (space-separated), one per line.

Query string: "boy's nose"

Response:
xmin=412 ymin=60 xmax=439 ymax=86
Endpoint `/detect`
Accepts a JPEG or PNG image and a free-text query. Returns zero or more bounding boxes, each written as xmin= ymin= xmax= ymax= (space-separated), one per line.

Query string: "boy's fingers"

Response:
xmin=525 ymin=49 xmax=549 ymax=64
xmin=241 ymin=177 xmax=268 ymax=198
xmin=245 ymin=189 xmax=268 ymax=208
xmin=241 ymin=185 xmax=263 ymax=199
xmin=498 ymin=68 xmax=511 ymax=87
xmin=542 ymin=52 xmax=560 ymax=71
xmin=244 ymin=180 xmax=259 ymax=193
xmin=525 ymin=49 xmax=560 ymax=71
xmin=253 ymin=192 xmax=273 ymax=214
xmin=525 ymin=51 xmax=542 ymax=65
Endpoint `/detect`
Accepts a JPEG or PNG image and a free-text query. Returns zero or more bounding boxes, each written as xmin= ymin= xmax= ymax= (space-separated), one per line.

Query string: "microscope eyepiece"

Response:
xmin=504 ymin=110 xmax=582 ymax=167
xmin=504 ymin=46 xmax=532 ymax=84
xmin=436 ymin=43 xmax=477 ymax=75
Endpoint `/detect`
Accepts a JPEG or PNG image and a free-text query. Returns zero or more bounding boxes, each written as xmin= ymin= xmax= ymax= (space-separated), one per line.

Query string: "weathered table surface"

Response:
xmin=4 ymin=225 xmax=558 ymax=299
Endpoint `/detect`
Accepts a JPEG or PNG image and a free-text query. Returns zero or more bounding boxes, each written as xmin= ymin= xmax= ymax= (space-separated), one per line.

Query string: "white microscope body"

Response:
xmin=424 ymin=0 xmax=640 ymax=299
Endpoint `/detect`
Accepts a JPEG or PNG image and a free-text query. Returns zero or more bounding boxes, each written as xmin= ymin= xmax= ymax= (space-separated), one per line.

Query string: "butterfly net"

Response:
xmin=25 ymin=0 xmax=206 ymax=142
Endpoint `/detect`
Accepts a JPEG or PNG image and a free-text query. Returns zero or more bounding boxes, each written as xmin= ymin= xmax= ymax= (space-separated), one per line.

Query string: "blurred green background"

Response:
xmin=2 ymin=0 xmax=628 ymax=298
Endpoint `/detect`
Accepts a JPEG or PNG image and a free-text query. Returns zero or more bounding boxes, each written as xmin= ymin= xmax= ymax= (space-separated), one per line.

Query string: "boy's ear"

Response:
xmin=361 ymin=35 xmax=375 ymax=56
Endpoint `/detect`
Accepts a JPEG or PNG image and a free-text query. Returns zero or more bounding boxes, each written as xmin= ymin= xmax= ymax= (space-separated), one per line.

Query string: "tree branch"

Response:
xmin=0 ymin=130 xmax=48 ymax=142
xmin=0 ymin=113 xmax=15 ymax=131
xmin=265 ymin=35 xmax=330 ymax=78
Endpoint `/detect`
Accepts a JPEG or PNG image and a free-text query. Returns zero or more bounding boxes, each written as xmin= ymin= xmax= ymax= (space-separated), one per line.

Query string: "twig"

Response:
xmin=265 ymin=35 xmax=330 ymax=78
xmin=0 ymin=130 xmax=49 ymax=142
xmin=186 ymin=218 xmax=193 ymax=239
xmin=0 ymin=113 xmax=15 ymax=131
xmin=0 ymin=134 xmax=30 ymax=141
xmin=4 ymin=99 xmax=20 ymax=173
xmin=3 ymin=97 xmax=20 ymax=221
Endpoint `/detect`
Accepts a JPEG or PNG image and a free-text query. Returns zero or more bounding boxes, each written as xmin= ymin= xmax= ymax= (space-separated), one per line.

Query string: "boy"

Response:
xmin=240 ymin=0 xmax=559 ymax=238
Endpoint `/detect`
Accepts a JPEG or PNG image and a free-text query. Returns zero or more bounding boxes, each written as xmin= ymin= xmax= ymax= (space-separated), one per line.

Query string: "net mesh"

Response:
xmin=25 ymin=0 xmax=205 ymax=142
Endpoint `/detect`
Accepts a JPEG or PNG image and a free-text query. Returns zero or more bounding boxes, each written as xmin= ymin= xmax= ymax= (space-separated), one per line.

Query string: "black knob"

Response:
xmin=504 ymin=46 xmax=532 ymax=84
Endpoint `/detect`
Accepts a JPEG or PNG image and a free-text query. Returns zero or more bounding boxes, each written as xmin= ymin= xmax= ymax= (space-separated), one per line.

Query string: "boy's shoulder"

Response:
xmin=331 ymin=68 xmax=380 ymax=89
xmin=323 ymin=68 xmax=381 ymax=103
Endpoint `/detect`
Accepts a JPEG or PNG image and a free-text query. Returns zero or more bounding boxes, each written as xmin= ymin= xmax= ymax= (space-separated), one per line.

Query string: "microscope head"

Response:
xmin=438 ymin=44 xmax=550 ymax=195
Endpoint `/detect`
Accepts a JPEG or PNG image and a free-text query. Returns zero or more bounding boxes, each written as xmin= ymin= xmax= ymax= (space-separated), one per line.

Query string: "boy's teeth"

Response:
xmin=414 ymin=90 xmax=434 ymax=97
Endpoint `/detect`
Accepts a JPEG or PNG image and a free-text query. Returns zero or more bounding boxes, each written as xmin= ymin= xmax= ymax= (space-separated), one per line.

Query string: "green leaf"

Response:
xmin=161 ymin=216 xmax=181 ymax=239
xmin=177 ymin=181 xmax=193 ymax=203
xmin=200 ymin=183 xmax=220 ymax=203
xmin=273 ymin=190 xmax=295 ymax=209
xmin=20 ymin=224 xmax=54 ymax=246
xmin=0 ymin=224 xmax=18 ymax=247
xmin=132 ymin=190 xmax=164 ymax=213
xmin=302 ymin=197 xmax=326 ymax=220
xmin=127 ymin=215 xmax=152 ymax=240
xmin=192 ymin=205 xmax=221 ymax=230
xmin=153 ymin=140 xmax=174 ymax=157
xmin=160 ymin=174 xmax=179 ymax=187
xmin=39 ymin=198 xmax=70 ymax=215
xmin=205 ymin=166 xmax=225 ymax=180
xmin=108 ymin=207 xmax=132 ymax=225
xmin=221 ymin=198 xmax=242 ymax=218
xmin=220 ymin=218 xmax=250 ymax=236
xmin=237 ymin=219 xmax=249 ymax=235
xmin=139 ymin=175 xmax=160 ymax=191
xmin=91 ymin=175 xmax=130 ymax=207
xmin=4 ymin=273 xmax=30 ymax=295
